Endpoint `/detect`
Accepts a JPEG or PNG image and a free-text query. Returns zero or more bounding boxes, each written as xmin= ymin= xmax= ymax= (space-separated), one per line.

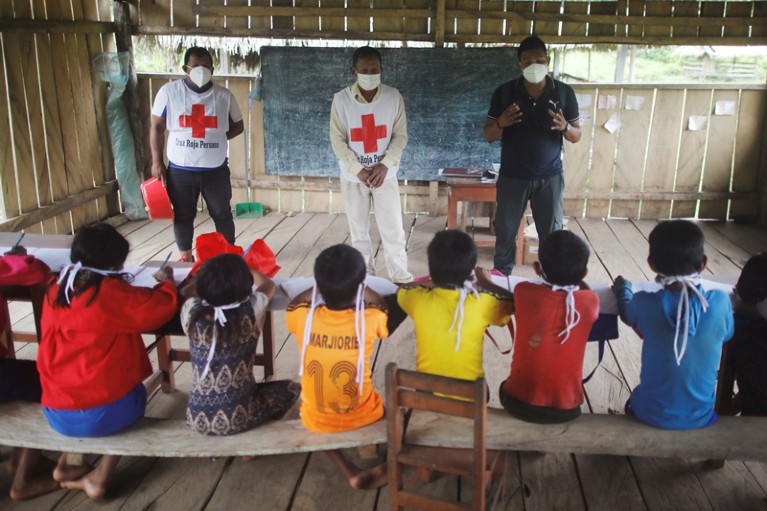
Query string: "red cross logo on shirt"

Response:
xmin=350 ymin=114 xmax=387 ymax=153
xmin=179 ymin=104 xmax=218 ymax=139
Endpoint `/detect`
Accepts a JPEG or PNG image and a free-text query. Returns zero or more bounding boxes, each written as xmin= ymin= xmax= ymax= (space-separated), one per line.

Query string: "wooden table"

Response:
xmin=445 ymin=178 xmax=525 ymax=265
xmin=0 ymin=232 xmax=72 ymax=356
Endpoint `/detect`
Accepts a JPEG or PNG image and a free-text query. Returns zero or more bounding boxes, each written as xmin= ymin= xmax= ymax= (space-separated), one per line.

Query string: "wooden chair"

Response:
xmin=385 ymin=363 xmax=505 ymax=511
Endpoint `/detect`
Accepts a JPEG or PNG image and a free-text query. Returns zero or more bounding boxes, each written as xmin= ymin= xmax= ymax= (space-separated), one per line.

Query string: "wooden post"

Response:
xmin=434 ymin=0 xmax=446 ymax=47
xmin=113 ymin=1 xmax=147 ymax=179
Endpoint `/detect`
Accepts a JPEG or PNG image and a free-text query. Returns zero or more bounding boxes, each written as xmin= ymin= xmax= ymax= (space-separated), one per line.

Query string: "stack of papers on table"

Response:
xmin=438 ymin=168 xmax=484 ymax=178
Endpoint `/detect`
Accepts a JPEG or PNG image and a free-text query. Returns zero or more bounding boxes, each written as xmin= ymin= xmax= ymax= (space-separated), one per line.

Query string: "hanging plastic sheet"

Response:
xmin=93 ymin=52 xmax=147 ymax=220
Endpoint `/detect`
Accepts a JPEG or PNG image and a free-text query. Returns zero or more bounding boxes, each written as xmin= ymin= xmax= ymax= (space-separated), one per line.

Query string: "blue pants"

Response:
xmin=167 ymin=166 xmax=235 ymax=251
xmin=43 ymin=384 xmax=147 ymax=437
xmin=493 ymin=174 xmax=564 ymax=275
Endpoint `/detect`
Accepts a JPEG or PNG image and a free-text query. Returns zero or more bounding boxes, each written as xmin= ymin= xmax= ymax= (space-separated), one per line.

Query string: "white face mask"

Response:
xmin=188 ymin=66 xmax=212 ymax=88
xmin=356 ymin=73 xmax=381 ymax=91
xmin=522 ymin=63 xmax=548 ymax=84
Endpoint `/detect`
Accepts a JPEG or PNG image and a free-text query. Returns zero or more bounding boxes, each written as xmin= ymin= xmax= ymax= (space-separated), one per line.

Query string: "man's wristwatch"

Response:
xmin=562 ymin=122 xmax=571 ymax=133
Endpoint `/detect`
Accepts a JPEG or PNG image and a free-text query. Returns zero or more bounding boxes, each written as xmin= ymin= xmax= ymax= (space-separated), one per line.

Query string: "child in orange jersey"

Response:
xmin=286 ymin=244 xmax=388 ymax=489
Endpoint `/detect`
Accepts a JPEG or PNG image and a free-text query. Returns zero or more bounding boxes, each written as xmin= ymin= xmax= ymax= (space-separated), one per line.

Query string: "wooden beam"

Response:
xmin=195 ymin=6 xmax=434 ymax=18
xmin=131 ymin=24 xmax=765 ymax=46
xmin=133 ymin=26 xmax=433 ymax=42
xmin=0 ymin=182 xmax=118 ymax=232
xmin=0 ymin=19 xmax=115 ymax=34
xmin=231 ymin=178 xmax=757 ymax=202
xmin=114 ymin=1 xmax=146 ymax=185
xmin=441 ymin=10 xmax=764 ymax=28
xmin=434 ymin=0 xmax=446 ymax=47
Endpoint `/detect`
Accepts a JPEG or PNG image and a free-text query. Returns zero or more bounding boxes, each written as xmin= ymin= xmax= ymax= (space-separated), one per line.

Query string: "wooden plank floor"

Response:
xmin=2 ymin=213 xmax=767 ymax=510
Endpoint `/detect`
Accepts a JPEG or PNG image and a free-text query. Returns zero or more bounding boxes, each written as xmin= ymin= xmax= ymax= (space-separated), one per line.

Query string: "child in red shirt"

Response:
xmin=37 ymin=223 xmax=179 ymax=499
xmin=500 ymin=230 xmax=599 ymax=423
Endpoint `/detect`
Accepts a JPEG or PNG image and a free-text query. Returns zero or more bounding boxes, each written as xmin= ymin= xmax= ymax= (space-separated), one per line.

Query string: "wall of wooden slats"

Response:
xmin=139 ymin=74 xmax=765 ymax=220
xmin=0 ymin=0 xmax=119 ymax=234
xmin=134 ymin=0 xmax=767 ymax=46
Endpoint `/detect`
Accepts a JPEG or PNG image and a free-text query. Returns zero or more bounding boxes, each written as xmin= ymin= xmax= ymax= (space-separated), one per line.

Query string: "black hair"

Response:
xmin=191 ymin=253 xmax=256 ymax=346
xmin=54 ymin=223 xmax=131 ymax=307
xmin=538 ymin=230 xmax=589 ymax=286
xmin=736 ymin=252 xmax=767 ymax=303
xmin=428 ymin=230 xmax=477 ymax=288
xmin=184 ymin=47 xmax=214 ymax=67
xmin=648 ymin=220 xmax=706 ymax=276
xmin=314 ymin=244 xmax=366 ymax=309
xmin=518 ymin=36 xmax=547 ymax=59
xmin=352 ymin=46 xmax=382 ymax=68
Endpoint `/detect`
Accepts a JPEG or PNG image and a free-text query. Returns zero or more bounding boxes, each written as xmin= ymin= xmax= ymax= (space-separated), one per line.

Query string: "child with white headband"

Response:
xmin=286 ymin=244 xmax=388 ymax=489
xmin=613 ymin=220 xmax=733 ymax=429
xmin=37 ymin=223 xmax=179 ymax=499
xmin=398 ymin=230 xmax=514 ymax=383
xmin=183 ymin=253 xmax=300 ymax=436
xmin=499 ymin=230 xmax=599 ymax=423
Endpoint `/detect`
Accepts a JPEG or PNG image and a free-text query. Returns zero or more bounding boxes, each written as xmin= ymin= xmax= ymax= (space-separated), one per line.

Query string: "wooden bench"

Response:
xmin=1 ymin=401 xmax=765 ymax=462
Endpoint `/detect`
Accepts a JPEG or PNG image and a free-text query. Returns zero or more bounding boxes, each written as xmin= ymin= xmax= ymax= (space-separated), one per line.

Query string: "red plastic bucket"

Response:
xmin=141 ymin=178 xmax=174 ymax=220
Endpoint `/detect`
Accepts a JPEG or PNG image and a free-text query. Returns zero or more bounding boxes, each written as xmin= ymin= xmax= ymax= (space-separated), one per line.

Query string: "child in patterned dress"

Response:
xmin=183 ymin=253 xmax=300 ymax=435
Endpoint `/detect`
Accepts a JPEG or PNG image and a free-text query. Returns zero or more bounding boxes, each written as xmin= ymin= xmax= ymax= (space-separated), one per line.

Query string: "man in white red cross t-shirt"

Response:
xmin=150 ymin=47 xmax=244 ymax=262
xmin=330 ymin=46 xmax=413 ymax=284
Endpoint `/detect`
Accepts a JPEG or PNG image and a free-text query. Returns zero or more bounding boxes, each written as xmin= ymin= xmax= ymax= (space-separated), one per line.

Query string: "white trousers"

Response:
xmin=340 ymin=178 xmax=413 ymax=283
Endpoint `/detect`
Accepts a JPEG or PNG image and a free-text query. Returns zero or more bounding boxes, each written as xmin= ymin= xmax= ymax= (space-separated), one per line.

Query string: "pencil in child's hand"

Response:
xmin=159 ymin=251 xmax=172 ymax=269
xmin=11 ymin=232 xmax=25 ymax=250
xmin=243 ymin=243 xmax=253 ymax=257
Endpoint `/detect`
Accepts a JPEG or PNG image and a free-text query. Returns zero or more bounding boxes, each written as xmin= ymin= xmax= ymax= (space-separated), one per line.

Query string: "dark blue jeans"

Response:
xmin=493 ymin=173 xmax=564 ymax=275
xmin=167 ymin=166 xmax=235 ymax=251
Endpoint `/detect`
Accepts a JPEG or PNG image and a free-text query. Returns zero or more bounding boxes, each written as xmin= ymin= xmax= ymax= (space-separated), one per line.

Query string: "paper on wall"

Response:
xmin=688 ymin=115 xmax=708 ymax=131
xmin=597 ymin=95 xmax=617 ymax=110
xmin=576 ymin=93 xmax=592 ymax=108
xmin=624 ymin=95 xmax=645 ymax=111
xmin=714 ymin=100 xmax=736 ymax=116
xmin=604 ymin=113 xmax=622 ymax=134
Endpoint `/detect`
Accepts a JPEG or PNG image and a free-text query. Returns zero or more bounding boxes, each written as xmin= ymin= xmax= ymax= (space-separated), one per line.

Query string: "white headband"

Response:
xmin=448 ymin=273 xmax=480 ymax=351
xmin=299 ymin=283 xmax=367 ymax=396
xmin=656 ymin=273 xmax=709 ymax=365
xmin=539 ymin=268 xmax=582 ymax=344
xmin=57 ymin=262 xmax=125 ymax=304
xmin=198 ymin=292 xmax=252 ymax=381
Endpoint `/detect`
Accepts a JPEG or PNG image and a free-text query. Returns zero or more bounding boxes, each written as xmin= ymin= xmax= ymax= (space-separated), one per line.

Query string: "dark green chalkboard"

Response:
xmin=262 ymin=46 xmax=519 ymax=181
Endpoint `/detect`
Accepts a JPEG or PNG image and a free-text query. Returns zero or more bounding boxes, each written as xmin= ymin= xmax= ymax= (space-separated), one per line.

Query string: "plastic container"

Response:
xmin=141 ymin=178 xmax=174 ymax=220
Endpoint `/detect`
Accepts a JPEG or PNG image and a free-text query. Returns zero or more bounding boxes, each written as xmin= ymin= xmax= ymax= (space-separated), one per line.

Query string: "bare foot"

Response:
xmin=53 ymin=453 xmax=92 ymax=483
xmin=349 ymin=463 xmax=388 ymax=490
xmin=9 ymin=452 xmax=61 ymax=501
xmin=60 ymin=472 xmax=107 ymax=500
xmin=242 ymin=455 xmax=256 ymax=462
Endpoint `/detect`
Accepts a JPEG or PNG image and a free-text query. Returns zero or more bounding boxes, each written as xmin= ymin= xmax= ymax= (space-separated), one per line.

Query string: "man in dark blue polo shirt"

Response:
xmin=485 ymin=36 xmax=581 ymax=276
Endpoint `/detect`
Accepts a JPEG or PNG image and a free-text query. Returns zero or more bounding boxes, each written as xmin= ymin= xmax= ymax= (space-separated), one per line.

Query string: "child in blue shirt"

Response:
xmin=612 ymin=220 xmax=734 ymax=429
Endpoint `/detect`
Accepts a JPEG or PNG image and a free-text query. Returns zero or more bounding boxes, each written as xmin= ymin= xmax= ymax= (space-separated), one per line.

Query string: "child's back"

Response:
xmin=398 ymin=230 xmax=513 ymax=381
xmin=500 ymin=230 xmax=599 ymax=423
xmin=183 ymin=254 xmax=300 ymax=435
xmin=613 ymin=220 xmax=734 ymax=429
xmin=39 ymin=226 xmax=178 ymax=414
xmin=724 ymin=252 xmax=767 ymax=416
xmin=287 ymin=244 xmax=388 ymax=433
xmin=619 ymin=286 xmax=732 ymax=427
xmin=399 ymin=285 xmax=511 ymax=381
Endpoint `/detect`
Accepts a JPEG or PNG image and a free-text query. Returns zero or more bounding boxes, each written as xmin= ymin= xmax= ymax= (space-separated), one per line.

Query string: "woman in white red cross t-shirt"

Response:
xmin=150 ymin=47 xmax=244 ymax=263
